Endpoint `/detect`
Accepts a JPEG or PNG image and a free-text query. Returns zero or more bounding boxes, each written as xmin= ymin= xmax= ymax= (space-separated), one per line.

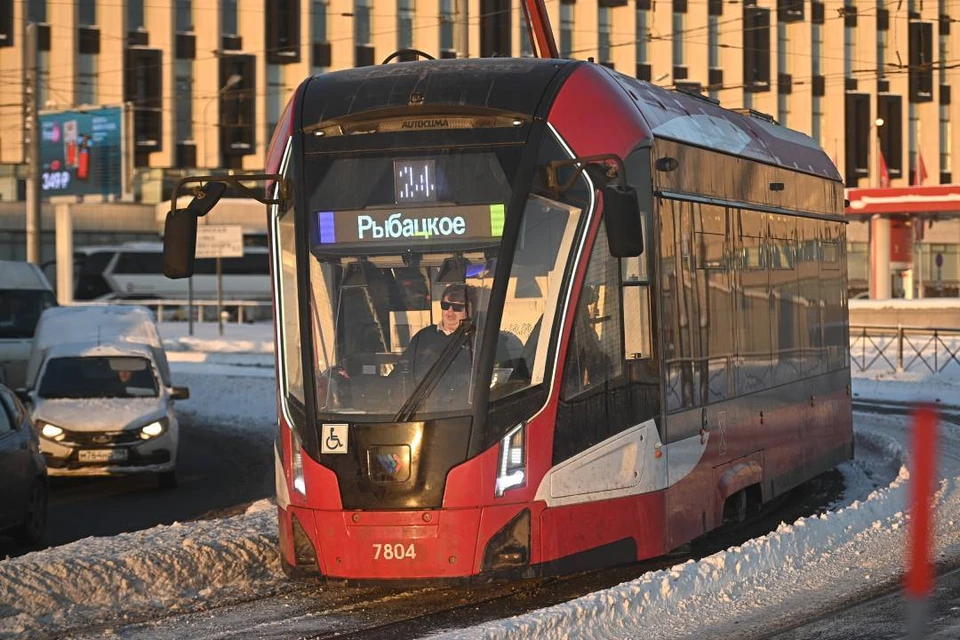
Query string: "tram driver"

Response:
xmin=394 ymin=283 xmax=474 ymax=388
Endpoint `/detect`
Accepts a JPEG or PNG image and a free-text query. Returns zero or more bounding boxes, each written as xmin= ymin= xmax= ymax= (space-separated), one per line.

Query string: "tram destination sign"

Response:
xmin=313 ymin=203 xmax=505 ymax=247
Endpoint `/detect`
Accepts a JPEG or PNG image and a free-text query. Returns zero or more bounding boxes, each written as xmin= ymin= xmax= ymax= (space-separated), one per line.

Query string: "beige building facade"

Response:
xmin=0 ymin=0 xmax=958 ymax=291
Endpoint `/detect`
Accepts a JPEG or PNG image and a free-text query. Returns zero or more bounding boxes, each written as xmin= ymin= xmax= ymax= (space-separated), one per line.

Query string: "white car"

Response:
xmin=25 ymin=341 xmax=188 ymax=488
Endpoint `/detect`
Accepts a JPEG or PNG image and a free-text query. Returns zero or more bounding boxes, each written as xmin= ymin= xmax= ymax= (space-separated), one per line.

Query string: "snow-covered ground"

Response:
xmin=1 ymin=321 xmax=957 ymax=639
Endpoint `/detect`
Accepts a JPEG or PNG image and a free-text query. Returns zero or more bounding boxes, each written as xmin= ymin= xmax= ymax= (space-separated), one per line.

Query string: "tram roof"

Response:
xmin=299 ymin=57 xmax=574 ymax=123
xmin=298 ymin=57 xmax=841 ymax=182
xmin=607 ymin=72 xmax=843 ymax=182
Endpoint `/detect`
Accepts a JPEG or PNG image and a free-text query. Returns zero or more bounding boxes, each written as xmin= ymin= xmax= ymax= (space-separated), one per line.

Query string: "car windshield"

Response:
xmin=0 ymin=289 xmax=56 ymax=339
xmin=38 ymin=356 xmax=159 ymax=399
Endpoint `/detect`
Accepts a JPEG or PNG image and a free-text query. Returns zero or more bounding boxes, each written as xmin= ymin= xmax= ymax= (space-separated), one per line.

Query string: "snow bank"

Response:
xmin=159 ymin=322 xmax=275 ymax=355
xmin=0 ymin=501 xmax=283 ymax=638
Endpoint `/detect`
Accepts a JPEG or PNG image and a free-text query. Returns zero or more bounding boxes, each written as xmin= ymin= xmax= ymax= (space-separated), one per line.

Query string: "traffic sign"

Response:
xmin=196 ymin=225 xmax=243 ymax=259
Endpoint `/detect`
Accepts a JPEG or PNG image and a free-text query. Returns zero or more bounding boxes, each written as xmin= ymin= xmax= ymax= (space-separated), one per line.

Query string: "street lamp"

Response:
xmin=201 ymin=73 xmax=243 ymax=169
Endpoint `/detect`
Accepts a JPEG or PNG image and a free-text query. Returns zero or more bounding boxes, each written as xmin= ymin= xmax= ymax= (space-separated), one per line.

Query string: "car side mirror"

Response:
xmin=170 ymin=386 xmax=190 ymax=400
xmin=15 ymin=388 xmax=32 ymax=406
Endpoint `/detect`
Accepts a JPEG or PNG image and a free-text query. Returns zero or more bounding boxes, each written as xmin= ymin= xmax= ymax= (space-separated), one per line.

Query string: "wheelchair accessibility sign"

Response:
xmin=322 ymin=423 xmax=349 ymax=454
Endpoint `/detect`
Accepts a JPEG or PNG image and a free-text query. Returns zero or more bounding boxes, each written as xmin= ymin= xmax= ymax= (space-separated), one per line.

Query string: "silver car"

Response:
xmin=25 ymin=343 xmax=188 ymax=489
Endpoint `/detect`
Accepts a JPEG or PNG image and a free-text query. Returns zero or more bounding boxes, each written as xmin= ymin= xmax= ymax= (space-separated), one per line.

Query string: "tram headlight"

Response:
xmin=291 ymin=429 xmax=307 ymax=497
xmin=495 ymin=422 xmax=526 ymax=497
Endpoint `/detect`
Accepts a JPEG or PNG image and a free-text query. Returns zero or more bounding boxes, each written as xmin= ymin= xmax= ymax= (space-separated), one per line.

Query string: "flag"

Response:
xmin=914 ymin=151 xmax=929 ymax=186
xmin=878 ymin=147 xmax=891 ymax=187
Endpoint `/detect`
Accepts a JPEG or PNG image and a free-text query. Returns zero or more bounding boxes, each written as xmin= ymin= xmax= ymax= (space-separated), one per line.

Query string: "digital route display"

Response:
xmin=313 ymin=203 xmax=506 ymax=248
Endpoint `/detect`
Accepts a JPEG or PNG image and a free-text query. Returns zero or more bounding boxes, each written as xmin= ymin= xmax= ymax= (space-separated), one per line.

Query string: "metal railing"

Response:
xmin=850 ymin=325 xmax=960 ymax=374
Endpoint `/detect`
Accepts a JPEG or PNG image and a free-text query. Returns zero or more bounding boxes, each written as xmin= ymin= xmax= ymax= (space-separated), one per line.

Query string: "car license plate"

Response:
xmin=78 ymin=449 xmax=128 ymax=463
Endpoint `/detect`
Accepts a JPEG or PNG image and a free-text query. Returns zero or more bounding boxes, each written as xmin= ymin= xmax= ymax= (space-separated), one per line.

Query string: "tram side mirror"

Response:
xmin=163 ymin=181 xmax=229 ymax=279
xmin=602 ymin=184 xmax=644 ymax=258
xmin=163 ymin=209 xmax=199 ymax=279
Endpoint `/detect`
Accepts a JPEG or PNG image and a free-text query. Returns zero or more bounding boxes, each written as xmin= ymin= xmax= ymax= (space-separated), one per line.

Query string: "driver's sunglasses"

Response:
xmin=440 ymin=300 xmax=466 ymax=312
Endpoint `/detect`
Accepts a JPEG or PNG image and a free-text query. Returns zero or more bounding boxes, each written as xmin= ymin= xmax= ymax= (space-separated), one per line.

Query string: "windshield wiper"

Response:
xmin=393 ymin=321 xmax=474 ymax=423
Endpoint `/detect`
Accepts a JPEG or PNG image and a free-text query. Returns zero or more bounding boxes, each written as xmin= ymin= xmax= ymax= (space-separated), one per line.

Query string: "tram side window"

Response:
xmin=797 ymin=217 xmax=824 ymax=377
xmin=821 ymin=221 xmax=847 ymax=371
xmin=661 ymin=199 xmax=702 ymax=411
xmin=769 ymin=214 xmax=800 ymax=386
xmin=561 ymin=224 xmax=623 ymax=399
xmin=277 ymin=206 xmax=306 ymax=410
xmin=694 ymin=204 xmax=734 ymax=403
xmin=735 ymin=209 xmax=772 ymax=395
xmin=622 ymin=257 xmax=652 ymax=361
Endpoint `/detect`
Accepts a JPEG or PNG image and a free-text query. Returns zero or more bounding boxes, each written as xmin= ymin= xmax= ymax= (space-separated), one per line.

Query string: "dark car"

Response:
xmin=0 ymin=383 xmax=47 ymax=546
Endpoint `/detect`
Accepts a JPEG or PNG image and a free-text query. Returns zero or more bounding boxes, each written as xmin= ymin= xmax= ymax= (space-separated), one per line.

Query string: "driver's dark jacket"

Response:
xmin=396 ymin=323 xmax=473 ymax=388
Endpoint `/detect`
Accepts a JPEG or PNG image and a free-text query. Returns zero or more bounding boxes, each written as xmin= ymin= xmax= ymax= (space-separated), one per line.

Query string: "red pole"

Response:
xmin=906 ymin=404 xmax=938 ymax=639
xmin=521 ymin=0 xmax=559 ymax=58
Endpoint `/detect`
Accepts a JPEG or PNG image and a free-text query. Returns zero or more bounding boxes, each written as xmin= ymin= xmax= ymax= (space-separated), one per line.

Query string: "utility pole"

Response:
xmin=24 ymin=23 xmax=41 ymax=264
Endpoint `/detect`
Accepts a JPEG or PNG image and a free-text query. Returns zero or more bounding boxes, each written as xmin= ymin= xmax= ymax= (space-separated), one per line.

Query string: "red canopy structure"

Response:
xmin=845 ymin=184 xmax=960 ymax=216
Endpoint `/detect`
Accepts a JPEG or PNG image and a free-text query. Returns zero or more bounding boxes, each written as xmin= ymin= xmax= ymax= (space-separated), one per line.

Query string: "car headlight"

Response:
xmin=38 ymin=422 xmax=66 ymax=442
xmin=139 ymin=420 xmax=167 ymax=440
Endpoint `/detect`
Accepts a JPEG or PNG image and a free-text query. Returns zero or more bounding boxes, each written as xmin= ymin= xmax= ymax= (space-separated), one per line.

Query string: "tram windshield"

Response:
xmin=303 ymin=146 xmax=583 ymax=419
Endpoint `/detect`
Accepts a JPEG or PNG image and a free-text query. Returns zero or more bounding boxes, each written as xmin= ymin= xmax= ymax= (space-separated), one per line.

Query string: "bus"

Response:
xmin=161 ymin=49 xmax=852 ymax=581
xmin=69 ymin=241 xmax=270 ymax=303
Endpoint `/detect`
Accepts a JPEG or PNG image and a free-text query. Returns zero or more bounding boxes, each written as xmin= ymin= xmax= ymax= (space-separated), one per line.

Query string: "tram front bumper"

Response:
xmin=279 ymin=507 xmax=531 ymax=581
xmin=280 ymin=506 xmax=494 ymax=580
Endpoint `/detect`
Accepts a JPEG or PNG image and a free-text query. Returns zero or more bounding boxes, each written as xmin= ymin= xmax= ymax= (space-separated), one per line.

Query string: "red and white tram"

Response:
xmin=163 ymin=14 xmax=852 ymax=582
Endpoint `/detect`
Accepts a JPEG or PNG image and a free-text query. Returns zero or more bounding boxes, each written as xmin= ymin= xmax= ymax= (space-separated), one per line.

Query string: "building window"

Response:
xmin=440 ymin=0 xmax=455 ymax=52
xmin=672 ymin=11 xmax=684 ymax=67
xmin=812 ymin=23 xmax=822 ymax=76
xmin=79 ymin=0 xmax=96 ymax=25
xmin=37 ymin=50 xmax=49 ymax=107
xmin=708 ymin=15 xmax=719 ymax=68
xmin=176 ymin=0 xmax=192 ymax=32
xmin=877 ymin=95 xmax=903 ymax=175
xmin=844 ymin=92 xmax=870 ymax=186
xmin=908 ymin=21 xmax=933 ymax=101
xmin=480 ymin=0 xmax=510 ymax=57
xmin=940 ymin=105 xmax=952 ymax=174
xmin=76 ymin=53 xmax=97 ymax=105
xmin=561 ymin=3 xmax=574 ymax=58
xmin=777 ymin=23 xmax=788 ymax=124
xmin=128 ymin=0 xmax=144 ymax=31
xmin=743 ymin=6 xmax=770 ymax=91
xmin=812 ymin=96 xmax=823 ymax=147
xmin=175 ymin=58 xmax=193 ymax=141
xmin=599 ymin=7 xmax=612 ymax=64
xmin=312 ymin=0 xmax=330 ymax=70
xmin=398 ymin=0 xmax=414 ymax=50
xmin=520 ymin=6 xmax=532 ymax=56
xmin=28 ymin=0 xmax=45 ymax=23
xmin=877 ymin=12 xmax=886 ymax=77
xmin=908 ymin=103 xmax=919 ymax=180
xmin=355 ymin=0 xmax=371 ymax=46
xmin=266 ymin=64 xmax=283 ymax=147
xmin=843 ymin=9 xmax=855 ymax=78
xmin=222 ymin=0 xmax=238 ymax=35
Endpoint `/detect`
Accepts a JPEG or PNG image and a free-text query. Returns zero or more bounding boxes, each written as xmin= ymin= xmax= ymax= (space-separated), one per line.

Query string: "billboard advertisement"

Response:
xmin=38 ymin=106 xmax=125 ymax=199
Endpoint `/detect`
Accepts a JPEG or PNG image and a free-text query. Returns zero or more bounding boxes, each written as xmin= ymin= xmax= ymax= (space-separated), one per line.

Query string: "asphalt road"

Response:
xmin=0 ymin=412 xmax=275 ymax=558
xmin=768 ymin=563 xmax=960 ymax=640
